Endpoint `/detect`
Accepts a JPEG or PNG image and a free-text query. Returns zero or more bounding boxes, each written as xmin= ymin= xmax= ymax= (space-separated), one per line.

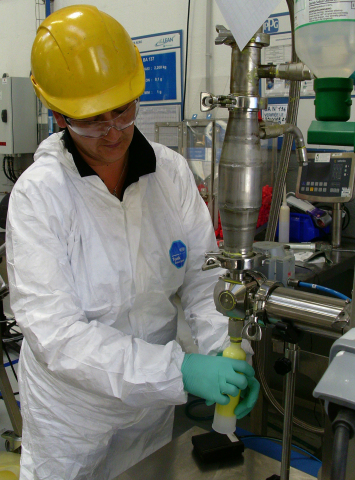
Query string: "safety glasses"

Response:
xmin=63 ymin=99 xmax=140 ymax=138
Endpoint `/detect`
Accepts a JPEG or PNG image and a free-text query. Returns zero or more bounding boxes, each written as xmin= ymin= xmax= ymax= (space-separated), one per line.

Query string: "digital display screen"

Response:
xmin=305 ymin=161 xmax=331 ymax=183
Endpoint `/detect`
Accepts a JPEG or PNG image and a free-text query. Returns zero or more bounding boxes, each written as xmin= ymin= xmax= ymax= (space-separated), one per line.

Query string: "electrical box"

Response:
xmin=0 ymin=76 xmax=37 ymax=154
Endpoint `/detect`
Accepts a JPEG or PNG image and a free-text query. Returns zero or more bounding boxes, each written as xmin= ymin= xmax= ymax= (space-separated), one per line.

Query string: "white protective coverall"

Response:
xmin=6 ymin=128 xmax=252 ymax=480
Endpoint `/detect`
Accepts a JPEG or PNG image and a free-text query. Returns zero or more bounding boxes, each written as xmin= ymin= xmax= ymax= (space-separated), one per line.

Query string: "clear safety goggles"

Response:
xmin=63 ymin=99 xmax=140 ymax=138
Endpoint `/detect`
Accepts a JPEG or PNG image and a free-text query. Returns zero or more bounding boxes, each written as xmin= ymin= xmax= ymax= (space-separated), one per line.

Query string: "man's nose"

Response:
xmin=104 ymin=125 xmax=123 ymax=140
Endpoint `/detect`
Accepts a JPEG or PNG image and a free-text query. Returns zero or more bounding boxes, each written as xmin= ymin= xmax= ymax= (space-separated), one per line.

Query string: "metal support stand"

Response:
xmin=280 ymin=342 xmax=300 ymax=480
xmin=0 ymin=299 xmax=22 ymax=444
xmin=332 ymin=203 xmax=342 ymax=248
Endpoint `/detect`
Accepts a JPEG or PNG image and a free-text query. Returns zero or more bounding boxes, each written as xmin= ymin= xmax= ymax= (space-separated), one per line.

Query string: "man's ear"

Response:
xmin=52 ymin=111 xmax=67 ymax=129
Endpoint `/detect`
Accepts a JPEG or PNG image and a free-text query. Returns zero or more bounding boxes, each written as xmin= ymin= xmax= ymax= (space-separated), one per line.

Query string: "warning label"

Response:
xmin=295 ymin=0 xmax=355 ymax=29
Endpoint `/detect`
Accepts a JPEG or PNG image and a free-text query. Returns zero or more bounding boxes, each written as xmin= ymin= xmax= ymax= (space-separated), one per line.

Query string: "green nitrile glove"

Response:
xmin=234 ymin=375 xmax=260 ymax=419
xmin=181 ymin=353 xmax=255 ymax=405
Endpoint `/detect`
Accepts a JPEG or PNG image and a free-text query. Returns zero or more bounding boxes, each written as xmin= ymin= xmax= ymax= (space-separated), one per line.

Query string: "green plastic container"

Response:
xmin=314 ymin=78 xmax=353 ymax=122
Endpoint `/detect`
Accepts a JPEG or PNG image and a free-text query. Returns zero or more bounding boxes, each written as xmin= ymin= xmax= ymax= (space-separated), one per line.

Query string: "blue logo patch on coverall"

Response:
xmin=169 ymin=240 xmax=187 ymax=269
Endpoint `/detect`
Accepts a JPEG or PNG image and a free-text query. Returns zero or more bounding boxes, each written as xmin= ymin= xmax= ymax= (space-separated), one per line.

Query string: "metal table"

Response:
xmin=114 ymin=427 xmax=316 ymax=480
xmin=294 ymin=245 xmax=355 ymax=296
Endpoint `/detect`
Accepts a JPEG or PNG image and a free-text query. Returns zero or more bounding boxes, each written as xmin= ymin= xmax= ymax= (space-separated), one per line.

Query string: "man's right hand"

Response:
xmin=181 ymin=353 xmax=255 ymax=405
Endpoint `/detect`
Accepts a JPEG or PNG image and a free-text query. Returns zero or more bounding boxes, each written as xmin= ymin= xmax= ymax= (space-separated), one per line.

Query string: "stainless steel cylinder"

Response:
xmin=332 ymin=203 xmax=342 ymax=248
xmin=230 ymin=41 xmax=260 ymax=96
xmin=218 ymin=110 xmax=262 ymax=255
xmin=218 ymin=38 xmax=263 ymax=256
xmin=265 ymin=287 xmax=347 ymax=338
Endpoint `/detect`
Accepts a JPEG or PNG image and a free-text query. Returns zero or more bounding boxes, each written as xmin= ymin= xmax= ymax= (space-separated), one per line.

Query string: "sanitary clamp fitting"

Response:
xmin=332 ymin=300 xmax=351 ymax=331
xmin=200 ymin=92 xmax=268 ymax=112
xmin=253 ymin=280 xmax=283 ymax=316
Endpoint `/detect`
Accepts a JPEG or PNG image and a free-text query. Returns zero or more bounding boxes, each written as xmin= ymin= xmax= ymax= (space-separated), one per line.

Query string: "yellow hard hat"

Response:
xmin=31 ymin=5 xmax=145 ymax=119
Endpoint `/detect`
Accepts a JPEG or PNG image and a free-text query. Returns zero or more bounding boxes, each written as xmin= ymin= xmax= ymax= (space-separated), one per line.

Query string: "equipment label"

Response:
xmin=342 ymin=187 xmax=351 ymax=197
xmin=295 ymin=0 xmax=355 ymax=30
xmin=315 ymin=153 xmax=331 ymax=163
xmin=169 ymin=240 xmax=187 ymax=269
xmin=263 ymin=104 xmax=288 ymax=124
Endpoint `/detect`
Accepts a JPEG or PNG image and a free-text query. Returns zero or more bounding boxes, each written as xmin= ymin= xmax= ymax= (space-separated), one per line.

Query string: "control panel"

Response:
xmin=0 ymin=76 xmax=37 ymax=155
xmin=296 ymin=152 xmax=355 ymax=203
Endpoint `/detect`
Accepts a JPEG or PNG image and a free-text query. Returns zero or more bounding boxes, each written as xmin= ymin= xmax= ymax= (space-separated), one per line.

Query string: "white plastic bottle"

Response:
xmin=278 ymin=186 xmax=290 ymax=243
xmin=212 ymin=338 xmax=246 ymax=435
xmin=294 ymin=1 xmax=355 ymax=78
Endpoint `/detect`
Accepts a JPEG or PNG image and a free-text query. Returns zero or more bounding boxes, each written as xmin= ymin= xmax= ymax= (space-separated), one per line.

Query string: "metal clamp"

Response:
xmin=201 ymin=92 xmax=267 ymax=112
xmin=202 ymin=254 xmax=222 ymax=271
xmin=246 ymin=270 xmax=267 ymax=288
xmin=332 ymin=302 xmax=351 ymax=331
xmin=242 ymin=314 xmax=263 ymax=341
xmin=203 ymin=251 xmax=267 ymax=273
xmin=254 ymin=280 xmax=283 ymax=314
xmin=215 ymin=25 xmax=236 ymax=46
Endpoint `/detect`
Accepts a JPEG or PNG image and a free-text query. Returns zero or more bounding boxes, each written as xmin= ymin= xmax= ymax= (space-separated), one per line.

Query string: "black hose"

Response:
xmin=331 ymin=424 xmax=350 ymax=480
xmin=329 ymin=406 xmax=355 ymax=480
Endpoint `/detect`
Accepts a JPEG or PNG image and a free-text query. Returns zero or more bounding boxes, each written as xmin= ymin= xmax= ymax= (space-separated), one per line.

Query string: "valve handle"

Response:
xmin=242 ymin=315 xmax=262 ymax=341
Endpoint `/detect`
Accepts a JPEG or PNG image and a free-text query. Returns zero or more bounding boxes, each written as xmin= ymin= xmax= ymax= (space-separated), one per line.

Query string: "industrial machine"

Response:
xmin=296 ymin=152 xmax=355 ymax=247
xmin=198 ymin=1 xmax=355 ymax=479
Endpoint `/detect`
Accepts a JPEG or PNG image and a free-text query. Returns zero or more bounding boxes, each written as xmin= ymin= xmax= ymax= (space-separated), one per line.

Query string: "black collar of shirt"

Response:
xmin=62 ymin=126 xmax=156 ymax=199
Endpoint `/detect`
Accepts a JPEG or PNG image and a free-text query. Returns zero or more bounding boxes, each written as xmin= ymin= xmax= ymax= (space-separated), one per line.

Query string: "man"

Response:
xmin=6 ymin=5 xmax=259 ymax=480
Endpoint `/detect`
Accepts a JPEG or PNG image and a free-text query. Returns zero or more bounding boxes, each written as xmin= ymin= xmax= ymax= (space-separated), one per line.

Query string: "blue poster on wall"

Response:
xmin=141 ymin=51 xmax=177 ymax=102
xmin=132 ymin=31 xmax=183 ymax=141
xmin=132 ymin=31 xmax=183 ymax=108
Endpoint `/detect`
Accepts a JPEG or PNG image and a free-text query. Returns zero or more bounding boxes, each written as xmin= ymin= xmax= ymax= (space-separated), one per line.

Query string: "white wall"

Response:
xmin=0 ymin=0 xmax=288 ymax=127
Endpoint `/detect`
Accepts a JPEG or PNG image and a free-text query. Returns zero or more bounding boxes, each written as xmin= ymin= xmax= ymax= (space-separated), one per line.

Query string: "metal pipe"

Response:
xmin=332 ymin=203 xmax=342 ymax=248
xmin=283 ymin=124 xmax=307 ymax=166
xmin=207 ymin=120 xmax=216 ymax=225
xmin=280 ymin=343 xmax=299 ymax=480
xmin=218 ymin=33 xmax=263 ymax=256
xmin=259 ymin=123 xmax=307 ymax=166
xmin=205 ymin=1 xmax=212 ymax=93
xmin=219 ymin=109 xmax=262 ymax=256
xmin=265 ymin=287 xmax=347 ymax=337
xmin=258 ymin=62 xmax=312 ymax=81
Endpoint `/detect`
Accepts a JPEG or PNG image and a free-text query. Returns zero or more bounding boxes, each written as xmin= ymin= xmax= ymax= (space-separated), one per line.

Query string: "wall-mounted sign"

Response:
xmin=133 ymin=31 xmax=183 ymax=140
xmin=133 ymin=31 xmax=183 ymax=106
xmin=141 ymin=51 xmax=177 ymax=102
